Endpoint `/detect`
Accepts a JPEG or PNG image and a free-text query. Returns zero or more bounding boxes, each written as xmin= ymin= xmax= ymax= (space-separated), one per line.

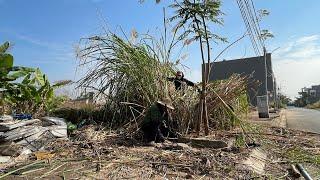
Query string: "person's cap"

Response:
xmin=157 ymin=98 xmax=174 ymax=110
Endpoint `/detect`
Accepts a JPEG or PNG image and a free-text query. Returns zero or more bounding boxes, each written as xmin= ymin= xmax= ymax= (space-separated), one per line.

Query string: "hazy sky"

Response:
xmin=1 ymin=0 xmax=319 ymax=99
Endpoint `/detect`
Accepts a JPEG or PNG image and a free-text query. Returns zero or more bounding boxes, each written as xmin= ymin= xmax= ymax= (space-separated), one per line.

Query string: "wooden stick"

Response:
xmin=0 ymin=160 xmax=45 ymax=179
xmin=151 ymin=162 xmax=193 ymax=167
xmin=36 ymin=162 xmax=67 ymax=179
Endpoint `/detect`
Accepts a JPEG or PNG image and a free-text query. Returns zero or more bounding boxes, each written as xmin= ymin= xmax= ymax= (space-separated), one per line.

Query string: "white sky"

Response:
xmin=273 ymin=35 xmax=320 ymax=99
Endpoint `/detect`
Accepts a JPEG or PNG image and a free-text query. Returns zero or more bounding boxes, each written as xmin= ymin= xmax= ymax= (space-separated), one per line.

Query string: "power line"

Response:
xmin=237 ymin=0 xmax=260 ymax=55
xmin=236 ymin=0 xmax=262 ymax=55
xmin=244 ymin=0 xmax=264 ymax=48
xmin=244 ymin=0 xmax=264 ymax=53
xmin=249 ymin=0 xmax=265 ymax=47
xmin=237 ymin=1 xmax=255 ymax=55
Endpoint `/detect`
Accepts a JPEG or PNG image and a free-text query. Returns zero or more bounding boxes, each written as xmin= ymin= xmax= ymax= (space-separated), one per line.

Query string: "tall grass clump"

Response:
xmin=76 ymin=32 xmax=179 ymax=128
xmin=76 ymin=28 xmax=249 ymax=135
xmin=307 ymin=100 xmax=320 ymax=110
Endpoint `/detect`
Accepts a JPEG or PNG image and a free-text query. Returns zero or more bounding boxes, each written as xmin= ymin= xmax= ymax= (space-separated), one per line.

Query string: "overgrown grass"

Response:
xmin=307 ymin=101 xmax=320 ymax=110
xmin=77 ymin=34 xmax=175 ymax=126
xmin=75 ymin=30 xmax=249 ymax=134
xmin=285 ymin=146 xmax=320 ymax=165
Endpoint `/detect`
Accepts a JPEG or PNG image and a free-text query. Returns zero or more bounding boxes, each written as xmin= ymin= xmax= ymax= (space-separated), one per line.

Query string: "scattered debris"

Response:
xmin=34 ymin=151 xmax=55 ymax=160
xmin=0 ymin=115 xmax=13 ymax=122
xmin=0 ymin=119 xmax=40 ymax=132
xmin=170 ymin=137 xmax=228 ymax=149
xmin=0 ymin=141 xmax=21 ymax=156
xmin=241 ymin=148 xmax=267 ymax=174
xmin=296 ymin=163 xmax=313 ymax=180
xmin=0 ymin=116 xmax=68 ymax=158
xmin=0 ymin=156 xmax=10 ymax=163
xmin=12 ymin=113 xmax=32 ymax=120
xmin=0 ymin=123 xmax=319 ymax=179
xmin=288 ymin=164 xmax=301 ymax=178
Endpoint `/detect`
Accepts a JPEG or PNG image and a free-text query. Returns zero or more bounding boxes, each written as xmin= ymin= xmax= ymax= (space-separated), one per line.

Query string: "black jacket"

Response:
xmin=167 ymin=77 xmax=195 ymax=90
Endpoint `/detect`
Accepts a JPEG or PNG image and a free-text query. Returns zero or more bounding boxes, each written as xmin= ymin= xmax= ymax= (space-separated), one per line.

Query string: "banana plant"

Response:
xmin=0 ymin=41 xmax=14 ymax=81
xmin=0 ymin=41 xmax=70 ymax=116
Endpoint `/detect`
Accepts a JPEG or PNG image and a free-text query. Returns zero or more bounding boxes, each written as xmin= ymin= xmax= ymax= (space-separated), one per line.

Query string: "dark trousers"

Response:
xmin=142 ymin=121 xmax=171 ymax=143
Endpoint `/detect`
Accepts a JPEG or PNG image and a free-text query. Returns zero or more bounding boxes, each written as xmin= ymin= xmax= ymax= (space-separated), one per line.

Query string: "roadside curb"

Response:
xmin=271 ymin=110 xmax=287 ymax=129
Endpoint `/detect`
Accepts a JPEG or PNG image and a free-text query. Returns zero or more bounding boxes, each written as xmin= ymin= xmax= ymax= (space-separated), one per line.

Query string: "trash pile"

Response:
xmin=0 ymin=115 xmax=67 ymax=163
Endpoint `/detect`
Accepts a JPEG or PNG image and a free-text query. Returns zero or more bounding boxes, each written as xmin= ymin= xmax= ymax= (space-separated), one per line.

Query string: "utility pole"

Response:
xmin=257 ymin=47 xmax=270 ymax=118
xmin=273 ymin=76 xmax=277 ymax=110
xmin=263 ymin=47 xmax=270 ymax=117
xmin=263 ymin=47 xmax=268 ymax=97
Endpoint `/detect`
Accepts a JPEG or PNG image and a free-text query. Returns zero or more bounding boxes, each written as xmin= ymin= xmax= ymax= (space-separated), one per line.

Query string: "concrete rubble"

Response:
xmin=0 ymin=115 xmax=67 ymax=163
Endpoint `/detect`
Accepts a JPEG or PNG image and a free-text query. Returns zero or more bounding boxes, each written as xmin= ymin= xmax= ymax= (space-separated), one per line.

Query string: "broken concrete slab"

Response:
xmin=1 ymin=126 xmax=39 ymax=141
xmin=0 ymin=142 xmax=21 ymax=156
xmin=41 ymin=117 xmax=67 ymax=138
xmin=48 ymin=125 xmax=67 ymax=138
xmin=0 ymin=115 xmax=13 ymax=122
xmin=41 ymin=117 xmax=66 ymax=127
xmin=0 ymin=119 xmax=40 ymax=132
xmin=0 ymin=156 xmax=11 ymax=163
xmin=0 ymin=116 xmax=68 ymax=160
xmin=241 ymin=148 xmax=267 ymax=175
xmin=15 ymin=127 xmax=49 ymax=146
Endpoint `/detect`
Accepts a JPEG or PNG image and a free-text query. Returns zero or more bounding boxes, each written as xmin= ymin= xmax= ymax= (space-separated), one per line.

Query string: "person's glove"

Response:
xmin=162 ymin=120 xmax=168 ymax=128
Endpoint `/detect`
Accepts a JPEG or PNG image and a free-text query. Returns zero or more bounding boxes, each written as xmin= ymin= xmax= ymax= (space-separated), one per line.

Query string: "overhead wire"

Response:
xmin=237 ymin=0 xmax=256 ymax=54
xmin=236 ymin=0 xmax=266 ymax=56
xmin=244 ymin=0 xmax=264 ymax=49
xmin=243 ymin=0 xmax=263 ymax=54
xmin=236 ymin=0 xmax=261 ymax=55
xmin=237 ymin=0 xmax=260 ymax=55
xmin=249 ymin=0 xmax=265 ymax=47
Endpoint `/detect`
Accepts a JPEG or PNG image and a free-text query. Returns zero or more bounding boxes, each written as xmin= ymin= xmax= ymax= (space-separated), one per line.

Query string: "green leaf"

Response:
xmin=0 ymin=54 xmax=13 ymax=68
xmin=21 ymin=85 xmax=32 ymax=99
xmin=33 ymin=68 xmax=45 ymax=86
xmin=0 ymin=54 xmax=14 ymax=77
xmin=22 ymin=73 xmax=32 ymax=84
xmin=0 ymin=42 xmax=10 ymax=54
xmin=47 ymin=88 xmax=54 ymax=99
xmin=52 ymin=80 xmax=72 ymax=89
xmin=7 ymin=70 xmax=29 ymax=80
xmin=67 ymin=122 xmax=77 ymax=132
xmin=11 ymin=66 xmax=36 ymax=72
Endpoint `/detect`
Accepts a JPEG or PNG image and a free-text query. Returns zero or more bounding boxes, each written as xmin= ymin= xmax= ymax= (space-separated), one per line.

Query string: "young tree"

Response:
xmin=169 ymin=0 xmax=227 ymax=135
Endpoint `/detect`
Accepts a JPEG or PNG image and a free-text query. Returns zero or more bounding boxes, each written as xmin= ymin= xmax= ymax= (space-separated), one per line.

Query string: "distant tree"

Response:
xmin=278 ymin=93 xmax=291 ymax=107
xmin=294 ymin=91 xmax=309 ymax=107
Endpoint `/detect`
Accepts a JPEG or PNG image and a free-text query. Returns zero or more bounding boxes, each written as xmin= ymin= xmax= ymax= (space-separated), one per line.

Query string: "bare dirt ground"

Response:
xmin=1 ymin=120 xmax=320 ymax=179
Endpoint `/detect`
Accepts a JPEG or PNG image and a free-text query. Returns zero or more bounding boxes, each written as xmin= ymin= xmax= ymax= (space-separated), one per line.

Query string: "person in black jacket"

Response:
xmin=167 ymin=71 xmax=196 ymax=90
xmin=141 ymin=99 xmax=175 ymax=143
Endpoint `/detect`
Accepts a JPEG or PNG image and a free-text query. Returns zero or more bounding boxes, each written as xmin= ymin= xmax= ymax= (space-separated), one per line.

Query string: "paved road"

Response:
xmin=286 ymin=107 xmax=320 ymax=134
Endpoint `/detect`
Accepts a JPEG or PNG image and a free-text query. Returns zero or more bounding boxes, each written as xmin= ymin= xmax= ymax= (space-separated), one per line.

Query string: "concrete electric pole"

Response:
xmin=257 ymin=47 xmax=270 ymax=118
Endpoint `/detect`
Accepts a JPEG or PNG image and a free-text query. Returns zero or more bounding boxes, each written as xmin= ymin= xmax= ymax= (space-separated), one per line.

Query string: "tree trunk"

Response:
xmin=194 ymin=15 xmax=210 ymax=136
xmin=202 ymin=94 xmax=209 ymax=135
xmin=202 ymin=15 xmax=210 ymax=136
xmin=202 ymin=65 xmax=209 ymax=136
